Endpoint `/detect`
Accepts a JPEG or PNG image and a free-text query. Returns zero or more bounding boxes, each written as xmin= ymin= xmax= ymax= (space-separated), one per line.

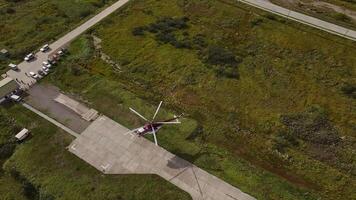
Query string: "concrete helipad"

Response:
xmin=69 ymin=115 xmax=255 ymax=200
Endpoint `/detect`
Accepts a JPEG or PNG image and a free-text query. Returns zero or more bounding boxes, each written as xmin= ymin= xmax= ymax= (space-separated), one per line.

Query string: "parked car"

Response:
xmin=10 ymin=94 xmax=22 ymax=102
xmin=29 ymin=71 xmax=39 ymax=79
xmin=24 ymin=53 xmax=35 ymax=62
xmin=8 ymin=63 xmax=18 ymax=71
xmin=47 ymin=58 xmax=56 ymax=65
xmin=42 ymin=66 xmax=50 ymax=73
xmin=42 ymin=61 xmax=52 ymax=68
xmin=52 ymin=54 xmax=60 ymax=61
xmin=58 ymin=50 xmax=64 ymax=56
xmin=38 ymin=70 xmax=46 ymax=76
xmin=40 ymin=44 xmax=50 ymax=52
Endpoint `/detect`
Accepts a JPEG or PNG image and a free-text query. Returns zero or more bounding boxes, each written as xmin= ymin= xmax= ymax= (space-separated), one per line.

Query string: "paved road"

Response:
xmin=6 ymin=0 xmax=130 ymax=88
xmin=69 ymin=116 xmax=256 ymax=200
xmin=237 ymin=0 xmax=356 ymax=41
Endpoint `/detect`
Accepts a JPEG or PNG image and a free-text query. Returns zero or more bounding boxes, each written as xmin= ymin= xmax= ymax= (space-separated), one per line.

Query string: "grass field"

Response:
xmin=43 ymin=0 xmax=356 ymax=199
xmin=0 ymin=0 xmax=117 ymax=74
xmin=45 ymin=37 xmax=320 ymax=200
xmin=0 ymin=104 xmax=192 ymax=200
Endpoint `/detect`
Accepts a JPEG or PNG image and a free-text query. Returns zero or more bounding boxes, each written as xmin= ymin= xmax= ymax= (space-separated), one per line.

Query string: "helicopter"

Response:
xmin=124 ymin=101 xmax=182 ymax=146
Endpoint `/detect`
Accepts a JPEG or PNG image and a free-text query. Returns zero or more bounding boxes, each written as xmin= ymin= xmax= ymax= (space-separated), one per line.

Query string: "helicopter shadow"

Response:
xmin=167 ymin=155 xmax=192 ymax=169
xmin=167 ymin=150 xmax=213 ymax=169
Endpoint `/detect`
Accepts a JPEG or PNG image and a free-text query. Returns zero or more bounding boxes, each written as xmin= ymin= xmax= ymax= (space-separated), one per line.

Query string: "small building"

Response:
xmin=0 ymin=49 xmax=9 ymax=59
xmin=15 ymin=128 xmax=30 ymax=141
xmin=0 ymin=77 xmax=20 ymax=103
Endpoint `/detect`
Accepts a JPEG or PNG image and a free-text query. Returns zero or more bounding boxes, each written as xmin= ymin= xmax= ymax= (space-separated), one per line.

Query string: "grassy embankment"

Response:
xmin=0 ymin=0 xmax=117 ymax=74
xmin=0 ymin=103 xmax=192 ymax=200
xmin=270 ymin=0 xmax=356 ymax=30
xmin=44 ymin=0 xmax=356 ymax=199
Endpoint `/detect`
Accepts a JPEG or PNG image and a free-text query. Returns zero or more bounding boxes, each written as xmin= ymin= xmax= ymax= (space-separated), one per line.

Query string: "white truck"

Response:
xmin=8 ymin=63 xmax=18 ymax=71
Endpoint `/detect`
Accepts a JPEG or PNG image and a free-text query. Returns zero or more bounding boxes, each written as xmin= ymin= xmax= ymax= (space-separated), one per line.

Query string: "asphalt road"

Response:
xmin=238 ymin=0 xmax=356 ymax=41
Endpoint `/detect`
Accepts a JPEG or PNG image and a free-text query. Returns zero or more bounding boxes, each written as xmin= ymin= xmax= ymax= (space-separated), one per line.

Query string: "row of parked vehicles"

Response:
xmin=28 ymin=48 xmax=68 ymax=79
xmin=8 ymin=44 xmax=51 ymax=71
xmin=8 ymin=44 xmax=67 ymax=79
xmin=24 ymin=44 xmax=50 ymax=62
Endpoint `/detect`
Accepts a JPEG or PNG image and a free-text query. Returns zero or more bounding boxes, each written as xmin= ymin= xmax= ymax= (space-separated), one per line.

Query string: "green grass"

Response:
xmin=45 ymin=38 xmax=319 ymax=200
xmin=0 ymin=175 xmax=27 ymax=200
xmin=0 ymin=104 xmax=192 ymax=200
xmin=0 ymin=0 xmax=116 ymax=73
xmin=43 ymin=0 xmax=356 ymax=199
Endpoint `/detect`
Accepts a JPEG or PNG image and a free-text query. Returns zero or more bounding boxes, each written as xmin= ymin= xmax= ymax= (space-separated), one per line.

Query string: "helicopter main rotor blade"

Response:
xmin=152 ymin=101 xmax=163 ymax=121
xmin=123 ymin=128 xmax=140 ymax=139
xmin=129 ymin=107 xmax=149 ymax=122
xmin=151 ymin=124 xmax=158 ymax=146
xmin=156 ymin=121 xmax=181 ymax=124
xmin=123 ymin=128 xmax=139 ymax=135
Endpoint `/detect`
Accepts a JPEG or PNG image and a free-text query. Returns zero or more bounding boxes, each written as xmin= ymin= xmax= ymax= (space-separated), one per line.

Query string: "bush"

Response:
xmin=132 ymin=17 xmax=189 ymax=36
xmin=6 ymin=8 xmax=16 ymax=14
xmin=132 ymin=26 xmax=146 ymax=36
xmin=280 ymin=107 xmax=341 ymax=145
xmin=71 ymin=65 xmax=86 ymax=76
xmin=341 ymin=83 xmax=356 ymax=99
xmin=0 ymin=143 xmax=16 ymax=159
xmin=155 ymin=32 xmax=176 ymax=44
xmin=250 ymin=17 xmax=263 ymax=26
xmin=205 ymin=46 xmax=239 ymax=66
xmin=192 ymin=34 xmax=207 ymax=49
xmin=332 ymin=13 xmax=351 ymax=22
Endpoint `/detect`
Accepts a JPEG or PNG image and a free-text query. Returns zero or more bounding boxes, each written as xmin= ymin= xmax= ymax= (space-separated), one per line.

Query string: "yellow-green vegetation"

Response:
xmin=0 ymin=0 xmax=116 ymax=73
xmin=324 ymin=0 xmax=356 ymax=11
xmin=270 ymin=0 xmax=356 ymax=30
xmin=0 ymin=104 xmax=192 ymax=200
xmin=44 ymin=0 xmax=356 ymax=199
xmin=46 ymin=37 xmax=320 ymax=200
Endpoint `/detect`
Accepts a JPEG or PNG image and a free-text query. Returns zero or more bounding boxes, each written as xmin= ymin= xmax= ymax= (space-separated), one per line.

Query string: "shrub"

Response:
xmin=280 ymin=106 xmax=341 ymax=145
xmin=71 ymin=65 xmax=86 ymax=76
xmin=192 ymin=34 xmax=207 ymax=49
xmin=332 ymin=13 xmax=351 ymax=22
xmin=155 ymin=32 xmax=176 ymax=44
xmin=341 ymin=83 xmax=356 ymax=99
xmin=132 ymin=26 xmax=146 ymax=36
xmin=205 ymin=46 xmax=239 ymax=66
xmin=250 ymin=17 xmax=263 ymax=26
xmin=6 ymin=7 xmax=16 ymax=14
xmin=132 ymin=17 xmax=189 ymax=36
xmin=0 ymin=143 xmax=16 ymax=159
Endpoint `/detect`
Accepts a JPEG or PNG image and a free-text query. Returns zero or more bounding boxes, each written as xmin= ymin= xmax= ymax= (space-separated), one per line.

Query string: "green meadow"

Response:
xmin=0 ymin=0 xmax=355 ymax=199
xmin=45 ymin=0 xmax=355 ymax=199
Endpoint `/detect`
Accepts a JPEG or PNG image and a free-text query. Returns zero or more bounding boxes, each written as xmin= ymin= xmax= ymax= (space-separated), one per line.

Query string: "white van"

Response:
xmin=8 ymin=63 xmax=18 ymax=71
xmin=15 ymin=128 xmax=29 ymax=141
xmin=10 ymin=94 xmax=22 ymax=102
